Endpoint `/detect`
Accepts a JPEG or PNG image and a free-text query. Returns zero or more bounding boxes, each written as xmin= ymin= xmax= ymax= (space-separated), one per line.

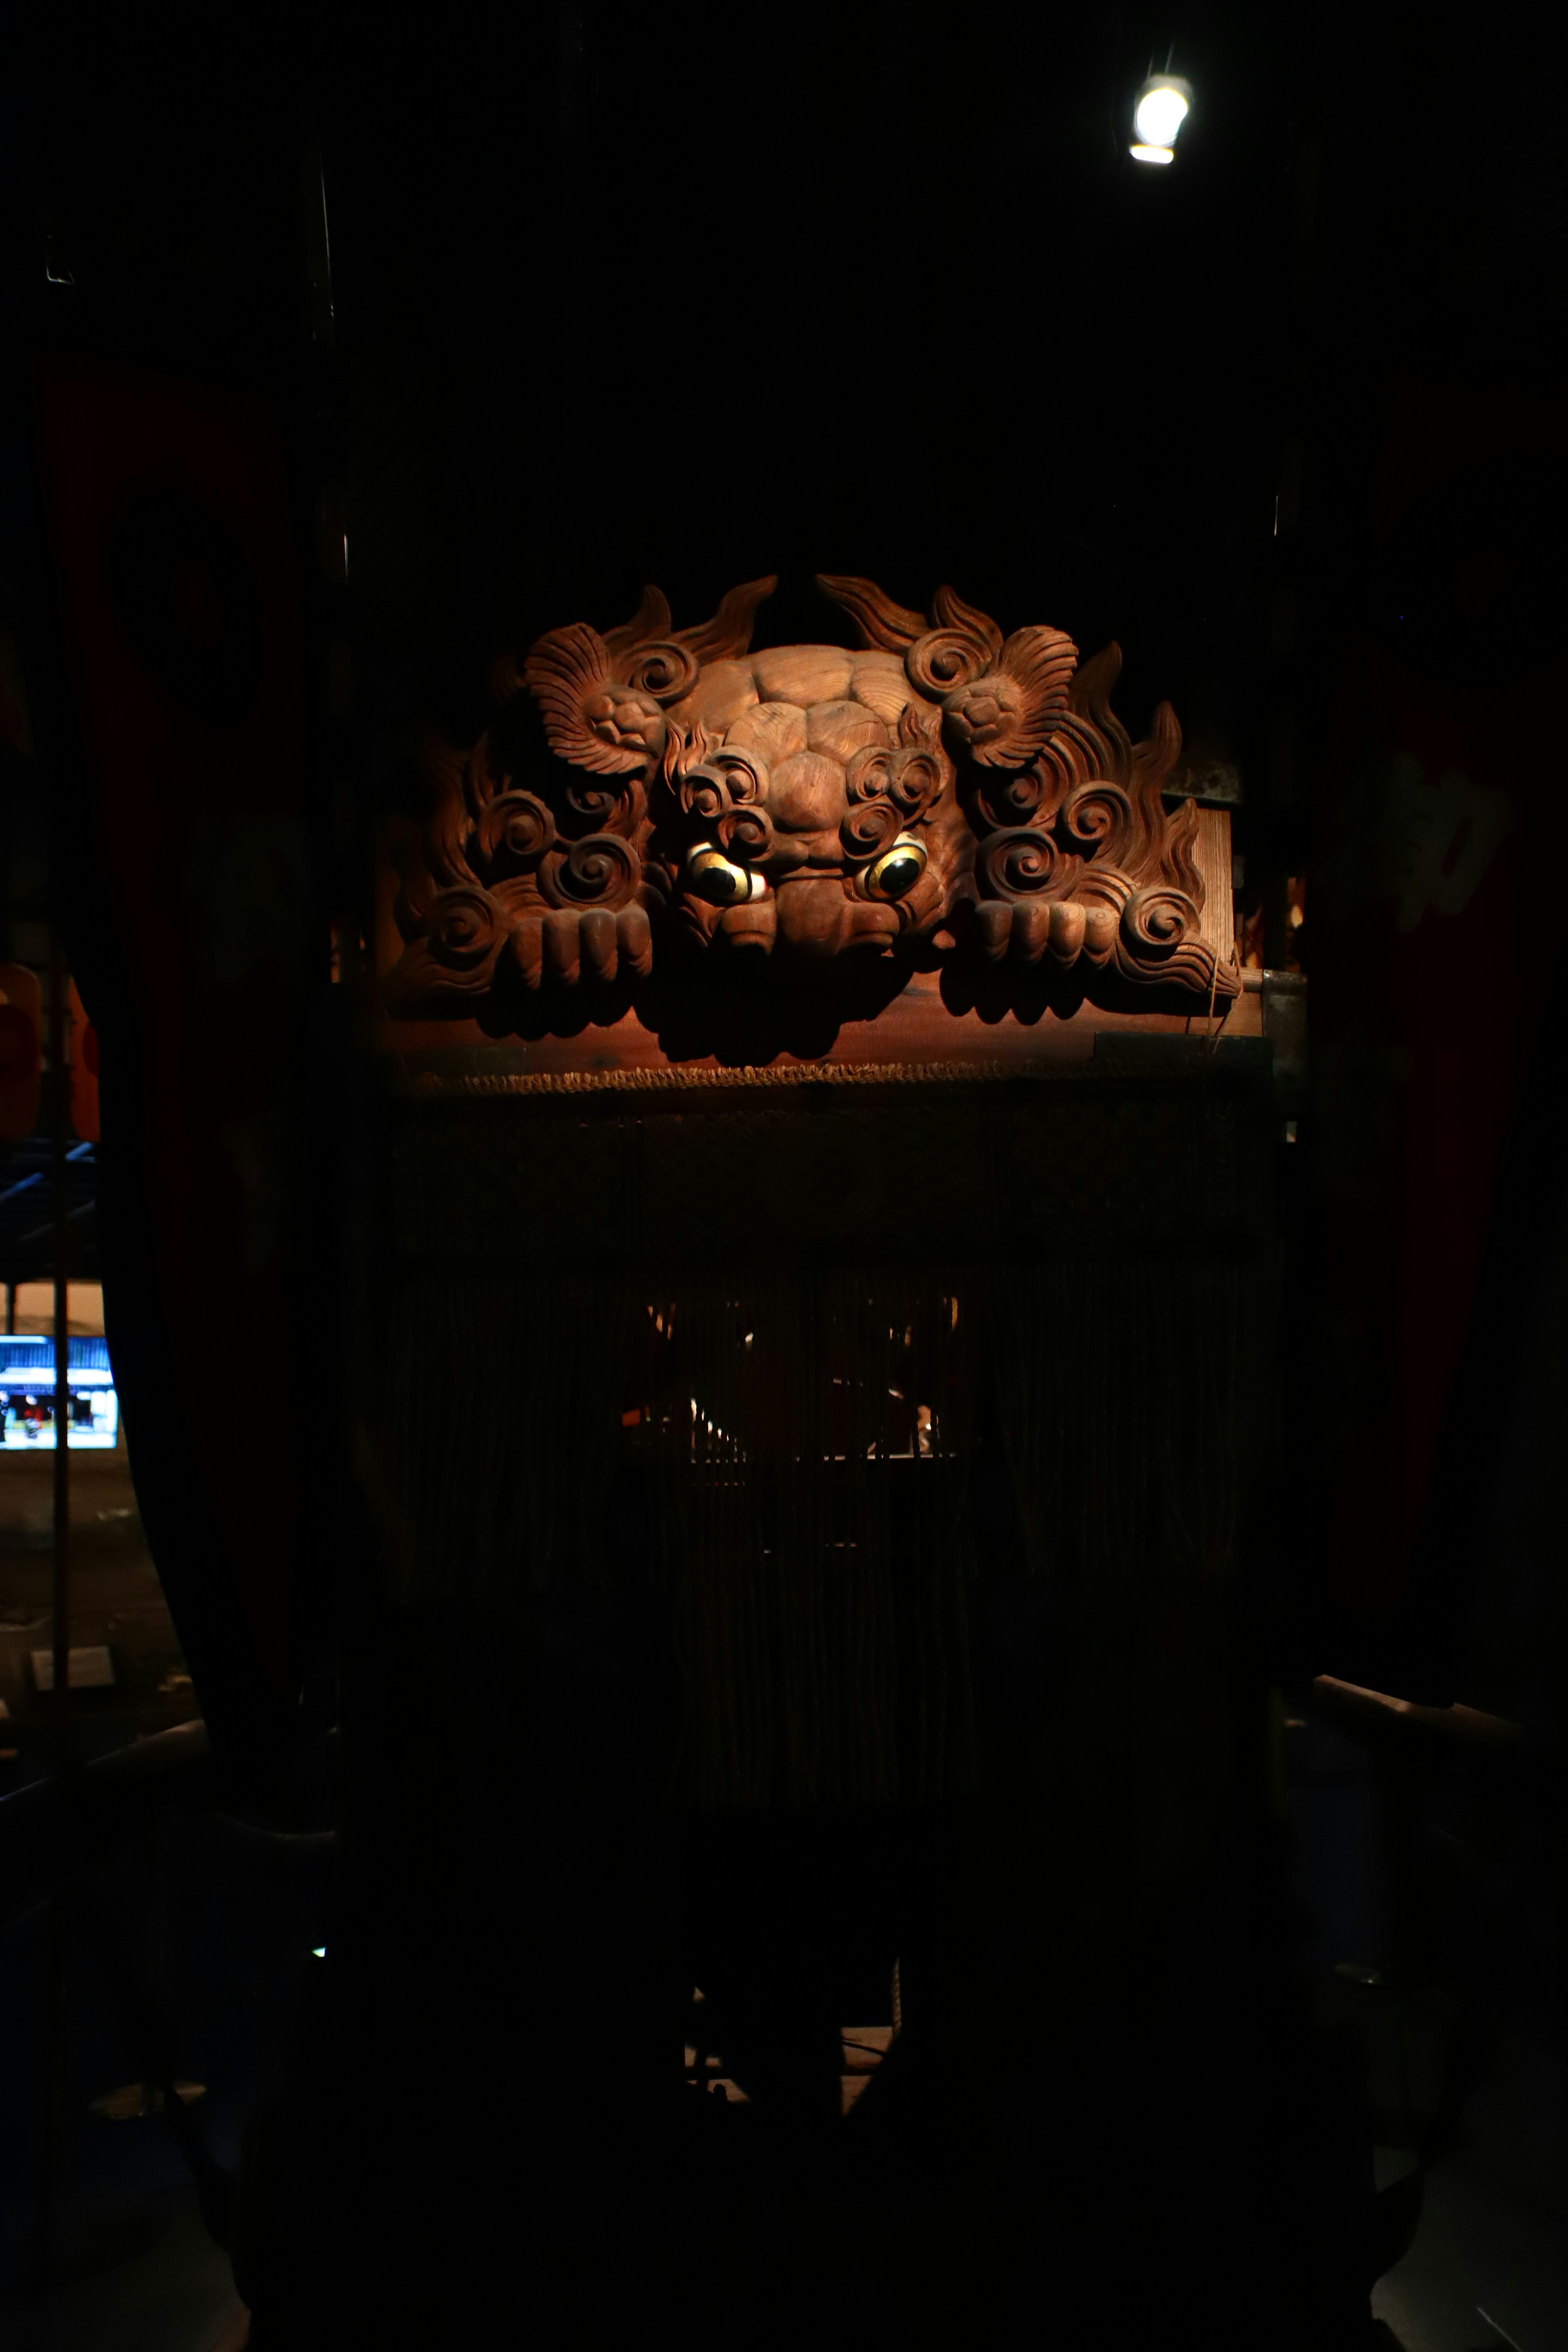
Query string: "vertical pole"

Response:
xmin=39 ymin=931 xmax=73 ymax=2288
xmin=1267 ymin=1685 xmax=1289 ymax=1823
xmin=39 ymin=1884 xmax=69 ymax=2286
xmin=50 ymin=929 xmax=70 ymax=1735
xmin=6 ymin=1278 xmax=15 ymax=1332
xmin=140 ymin=1813 xmax=169 ymax=2118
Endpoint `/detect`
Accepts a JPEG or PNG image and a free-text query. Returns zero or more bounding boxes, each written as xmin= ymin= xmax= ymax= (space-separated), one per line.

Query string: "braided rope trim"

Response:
xmin=396 ymin=1058 xmax=1066 ymax=1100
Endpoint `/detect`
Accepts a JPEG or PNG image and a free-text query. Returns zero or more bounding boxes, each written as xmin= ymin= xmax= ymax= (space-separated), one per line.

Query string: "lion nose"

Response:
xmin=766 ymin=751 xmax=843 ymax=832
xmin=773 ymin=875 xmax=848 ymax=956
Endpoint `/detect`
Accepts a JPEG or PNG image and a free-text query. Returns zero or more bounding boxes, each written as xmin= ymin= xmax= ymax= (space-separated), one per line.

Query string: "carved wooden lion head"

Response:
xmin=383 ymin=573 xmax=1238 ymax=1011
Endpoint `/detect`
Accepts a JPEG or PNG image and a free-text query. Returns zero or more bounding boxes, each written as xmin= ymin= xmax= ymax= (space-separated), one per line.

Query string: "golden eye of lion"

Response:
xmin=688 ymin=846 xmax=759 ymax=905
xmin=865 ymin=837 xmax=927 ymax=900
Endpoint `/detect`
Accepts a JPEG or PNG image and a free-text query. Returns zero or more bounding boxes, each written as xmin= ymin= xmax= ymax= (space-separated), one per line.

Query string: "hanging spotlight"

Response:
xmin=1130 ymin=73 xmax=1192 ymax=166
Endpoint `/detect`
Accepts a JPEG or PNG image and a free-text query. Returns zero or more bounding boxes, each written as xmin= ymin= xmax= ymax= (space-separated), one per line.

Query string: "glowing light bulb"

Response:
xmin=1130 ymin=74 xmax=1192 ymax=166
xmin=1135 ymin=83 xmax=1189 ymax=145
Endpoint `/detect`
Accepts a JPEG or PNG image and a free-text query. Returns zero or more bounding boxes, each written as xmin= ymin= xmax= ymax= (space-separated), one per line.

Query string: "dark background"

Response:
xmin=3 ymin=0 xmax=1565 ymax=1715
xmin=3 ymin=0 xmax=1566 ymax=1725
xmin=0 ymin=9 xmax=1455 ymax=795
xmin=1 ymin=9 xmax=1566 ymax=2345
xmin=9 ymin=0 xmax=1565 ymax=822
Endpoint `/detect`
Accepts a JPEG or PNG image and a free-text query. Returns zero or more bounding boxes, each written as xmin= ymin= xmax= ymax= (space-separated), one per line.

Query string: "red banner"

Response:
xmin=1311 ymin=385 xmax=1568 ymax=1628
xmin=30 ymin=353 xmax=313 ymax=1699
xmin=67 ymin=975 xmax=100 ymax=1144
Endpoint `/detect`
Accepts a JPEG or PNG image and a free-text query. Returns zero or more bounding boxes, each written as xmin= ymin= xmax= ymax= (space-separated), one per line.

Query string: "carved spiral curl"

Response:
xmin=563 ymin=774 xmax=639 ymax=834
xmin=717 ymin=802 xmax=775 ymax=860
xmin=1060 ymin=781 xmax=1136 ymax=864
xmin=674 ymin=744 xmax=766 ymax=825
xmin=1118 ymin=884 xmax=1201 ymax=960
xmin=840 ymin=797 xmax=904 ymax=858
xmin=906 ymin=630 xmax=994 ymax=695
xmin=476 ymin=789 xmax=556 ymax=867
xmin=845 ymin=745 xmax=897 ymax=804
xmin=620 ymin=639 xmax=701 ymax=704
xmin=539 ymin=832 xmax=641 ymax=910
xmin=1115 ymin=911 xmax=1239 ymax=997
xmin=423 ymin=885 xmax=506 ymax=971
xmin=888 ymin=747 xmax=943 ymax=816
xmin=678 ymin=764 xmax=734 ymax=824
xmin=712 ymin=747 xmax=767 ymax=805
xmin=977 ymin=827 xmax=1066 ymax=901
xmin=971 ymin=760 xmax=1064 ymax=833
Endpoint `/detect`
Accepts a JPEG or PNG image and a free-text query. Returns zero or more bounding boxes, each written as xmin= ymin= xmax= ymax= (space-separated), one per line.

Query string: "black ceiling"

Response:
xmin=317 ymin=0 xmax=1303 ymax=751
xmin=7 ymin=2 xmax=1565 ymax=810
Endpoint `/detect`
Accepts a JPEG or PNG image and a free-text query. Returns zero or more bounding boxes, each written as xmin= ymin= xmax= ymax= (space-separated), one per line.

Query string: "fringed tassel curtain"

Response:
xmin=987 ymin=1255 xmax=1241 ymax=1592
xmin=358 ymin=1084 xmax=1256 ymax=1823
xmin=362 ymin=1262 xmax=978 ymax=1808
xmin=372 ymin=1268 xmax=637 ymax=1606
xmin=640 ymin=1272 xmax=977 ymax=1809
xmin=986 ymin=1253 xmax=1244 ymax=1901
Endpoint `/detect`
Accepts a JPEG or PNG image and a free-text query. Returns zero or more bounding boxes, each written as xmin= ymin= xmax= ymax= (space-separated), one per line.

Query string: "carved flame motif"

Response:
xmin=383 ymin=573 xmax=1240 ymax=1011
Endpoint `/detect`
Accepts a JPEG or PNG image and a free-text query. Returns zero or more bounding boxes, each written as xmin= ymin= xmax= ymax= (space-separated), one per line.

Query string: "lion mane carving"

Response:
xmin=383 ymin=574 xmax=1239 ymax=1010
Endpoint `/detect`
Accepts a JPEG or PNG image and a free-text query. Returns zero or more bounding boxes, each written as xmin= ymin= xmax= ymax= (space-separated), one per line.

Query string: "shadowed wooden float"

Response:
xmin=350 ymin=570 xmax=1273 ymax=1830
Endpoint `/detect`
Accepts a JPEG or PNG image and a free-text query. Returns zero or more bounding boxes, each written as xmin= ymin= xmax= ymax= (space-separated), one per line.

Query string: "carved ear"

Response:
xmin=675 ymin=576 xmax=777 ymax=664
xmin=815 ymin=575 xmax=927 ymax=651
xmin=1000 ymin=625 xmax=1076 ymax=700
xmin=494 ymin=588 xmax=672 ymax=711
xmin=975 ymin=624 xmax=1078 ymax=766
xmin=933 ymin=619 xmax=1077 ymax=770
xmin=525 ymin=580 xmax=777 ymax=739
xmin=523 ymin=622 xmax=655 ymax=775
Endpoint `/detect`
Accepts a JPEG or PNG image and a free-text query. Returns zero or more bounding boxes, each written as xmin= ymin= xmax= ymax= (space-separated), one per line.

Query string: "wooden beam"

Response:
xmin=1310 ymin=1675 xmax=1525 ymax=1748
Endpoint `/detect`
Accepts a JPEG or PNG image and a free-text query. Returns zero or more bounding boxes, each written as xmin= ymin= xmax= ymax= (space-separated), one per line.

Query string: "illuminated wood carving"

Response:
xmin=382 ymin=575 xmax=1239 ymax=1014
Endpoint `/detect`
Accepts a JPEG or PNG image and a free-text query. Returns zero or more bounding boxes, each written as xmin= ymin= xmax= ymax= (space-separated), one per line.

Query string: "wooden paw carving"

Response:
xmin=509 ymin=906 xmax=653 ymax=989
